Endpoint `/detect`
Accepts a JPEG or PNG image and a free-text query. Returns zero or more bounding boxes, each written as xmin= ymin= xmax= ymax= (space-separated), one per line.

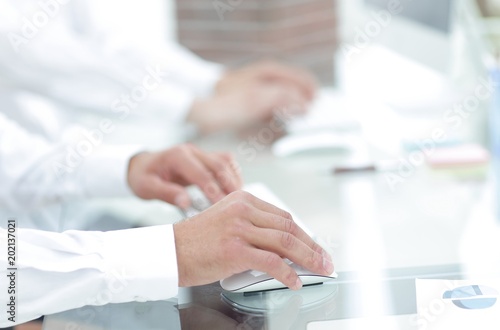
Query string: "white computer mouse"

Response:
xmin=272 ymin=131 xmax=355 ymax=157
xmin=220 ymin=260 xmax=337 ymax=293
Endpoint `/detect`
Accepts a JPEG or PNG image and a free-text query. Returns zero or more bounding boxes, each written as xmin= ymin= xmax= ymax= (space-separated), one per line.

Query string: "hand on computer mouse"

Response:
xmin=127 ymin=144 xmax=242 ymax=208
xmin=173 ymin=190 xmax=334 ymax=290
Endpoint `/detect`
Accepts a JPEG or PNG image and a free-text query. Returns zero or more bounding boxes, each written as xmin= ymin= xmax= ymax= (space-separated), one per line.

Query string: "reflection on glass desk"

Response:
xmin=44 ymin=264 xmax=491 ymax=330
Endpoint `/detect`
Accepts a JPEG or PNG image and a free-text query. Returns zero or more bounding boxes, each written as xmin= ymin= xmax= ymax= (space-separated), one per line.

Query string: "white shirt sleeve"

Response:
xmin=0 ymin=112 xmax=143 ymax=210
xmin=0 ymin=224 xmax=179 ymax=327
xmin=0 ymin=1 xmax=224 ymax=124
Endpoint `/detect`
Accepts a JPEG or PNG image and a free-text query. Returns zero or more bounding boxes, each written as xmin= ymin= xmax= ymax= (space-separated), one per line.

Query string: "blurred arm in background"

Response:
xmin=0 ymin=111 xmax=241 ymax=212
xmin=0 ymin=0 xmax=317 ymax=135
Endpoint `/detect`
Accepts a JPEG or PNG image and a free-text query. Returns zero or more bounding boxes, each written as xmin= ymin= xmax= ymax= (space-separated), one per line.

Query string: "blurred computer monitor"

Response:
xmin=363 ymin=0 xmax=454 ymax=74
xmin=365 ymin=0 xmax=453 ymax=32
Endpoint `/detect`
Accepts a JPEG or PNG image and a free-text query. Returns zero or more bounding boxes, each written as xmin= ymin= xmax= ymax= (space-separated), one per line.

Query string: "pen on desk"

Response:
xmin=332 ymin=164 xmax=376 ymax=174
xmin=332 ymin=160 xmax=400 ymax=174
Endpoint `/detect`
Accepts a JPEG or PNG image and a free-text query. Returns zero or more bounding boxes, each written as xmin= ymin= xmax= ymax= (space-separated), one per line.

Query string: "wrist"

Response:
xmin=186 ymin=98 xmax=215 ymax=135
xmin=126 ymin=152 xmax=149 ymax=193
xmin=173 ymin=222 xmax=189 ymax=287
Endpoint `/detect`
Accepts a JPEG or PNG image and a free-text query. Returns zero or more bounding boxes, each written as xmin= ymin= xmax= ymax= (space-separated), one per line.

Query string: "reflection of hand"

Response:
xmin=14 ymin=320 xmax=43 ymax=330
xmin=127 ymin=144 xmax=242 ymax=208
xmin=265 ymin=283 xmax=339 ymax=328
xmin=174 ymin=191 xmax=334 ymax=289
xmin=187 ymin=61 xmax=318 ymax=135
xmin=179 ymin=304 xmax=240 ymax=329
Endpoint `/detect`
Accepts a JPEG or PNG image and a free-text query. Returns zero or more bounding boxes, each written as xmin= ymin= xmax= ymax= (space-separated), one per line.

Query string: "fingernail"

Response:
xmin=323 ymin=257 xmax=334 ymax=275
xmin=322 ymin=249 xmax=333 ymax=263
xmin=294 ymin=278 xmax=303 ymax=290
xmin=175 ymin=194 xmax=191 ymax=209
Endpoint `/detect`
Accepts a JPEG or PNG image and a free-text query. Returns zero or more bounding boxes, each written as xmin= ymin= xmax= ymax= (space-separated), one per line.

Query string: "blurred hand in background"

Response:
xmin=188 ymin=61 xmax=318 ymax=134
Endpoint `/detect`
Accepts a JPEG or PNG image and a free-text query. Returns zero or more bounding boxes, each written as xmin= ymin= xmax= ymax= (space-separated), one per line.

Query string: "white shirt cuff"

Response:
xmin=1 ymin=224 xmax=179 ymax=326
xmin=189 ymin=63 xmax=224 ymax=98
xmin=101 ymin=225 xmax=179 ymax=303
xmin=148 ymin=83 xmax=197 ymax=125
xmin=79 ymin=144 xmax=144 ymax=199
xmin=159 ymin=42 xmax=225 ymax=97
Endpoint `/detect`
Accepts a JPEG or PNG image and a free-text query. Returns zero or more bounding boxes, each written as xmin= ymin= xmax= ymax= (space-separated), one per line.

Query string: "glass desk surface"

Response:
xmin=44 ymin=264 xmax=492 ymax=330
xmin=43 ymin=125 xmax=500 ymax=329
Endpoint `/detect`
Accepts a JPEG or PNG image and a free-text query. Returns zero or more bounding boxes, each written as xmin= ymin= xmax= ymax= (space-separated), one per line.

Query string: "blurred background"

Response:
xmin=89 ymin=0 xmax=338 ymax=84
xmin=86 ymin=0 xmax=500 ymax=81
xmin=85 ymin=0 xmax=500 ymax=149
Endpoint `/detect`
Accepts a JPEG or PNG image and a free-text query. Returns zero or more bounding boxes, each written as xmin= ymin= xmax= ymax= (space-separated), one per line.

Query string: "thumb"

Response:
xmin=149 ymin=177 xmax=191 ymax=208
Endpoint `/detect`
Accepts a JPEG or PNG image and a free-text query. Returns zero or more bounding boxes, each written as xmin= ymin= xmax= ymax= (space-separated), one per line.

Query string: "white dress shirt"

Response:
xmin=0 ymin=111 xmax=139 ymax=212
xmin=0 ymin=111 xmax=179 ymax=327
xmin=0 ymin=225 xmax=178 ymax=327
xmin=0 ymin=0 xmax=223 ymax=124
